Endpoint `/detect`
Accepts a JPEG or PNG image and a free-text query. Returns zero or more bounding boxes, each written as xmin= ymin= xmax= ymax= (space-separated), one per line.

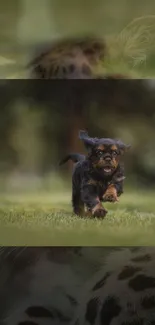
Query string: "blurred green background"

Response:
xmin=1 ymin=0 xmax=155 ymax=77
xmin=0 ymin=79 xmax=155 ymax=194
xmin=1 ymin=79 xmax=155 ymax=245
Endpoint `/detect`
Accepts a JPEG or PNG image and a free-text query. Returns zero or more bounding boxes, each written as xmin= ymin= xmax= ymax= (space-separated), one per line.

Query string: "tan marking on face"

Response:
xmin=111 ymin=145 xmax=118 ymax=151
xmin=112 ymin=158 xmax=119 ymax=168
xmin=97 ymin=144 xmax=105 ymax=150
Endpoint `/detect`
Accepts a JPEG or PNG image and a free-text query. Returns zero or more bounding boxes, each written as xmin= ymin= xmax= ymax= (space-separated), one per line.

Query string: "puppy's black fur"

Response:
xmin=59 ymin=130 xmax=130 ymax=218
xmin=59 ymin=153 xmax=85 ymax=165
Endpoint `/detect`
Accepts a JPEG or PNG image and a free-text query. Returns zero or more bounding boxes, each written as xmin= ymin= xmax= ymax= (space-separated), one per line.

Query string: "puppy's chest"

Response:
xmin=87 ymin=178 xmax=109 ymax=196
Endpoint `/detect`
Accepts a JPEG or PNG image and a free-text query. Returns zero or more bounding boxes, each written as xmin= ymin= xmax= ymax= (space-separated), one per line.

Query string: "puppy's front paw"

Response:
xmin=92 ymin=203 xmax=107 ymax=218
xmin=93 ymin=208 xmax=107 ymax=218
xmin=103 ymin=193 xmax=118 ymax=202
xmin=103 ymin=185 xmax=119 ymax=203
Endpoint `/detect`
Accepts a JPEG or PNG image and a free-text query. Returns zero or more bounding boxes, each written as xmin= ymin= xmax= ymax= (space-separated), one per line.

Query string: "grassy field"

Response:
xmin=0 ymin=188 xmax=155 ymax=246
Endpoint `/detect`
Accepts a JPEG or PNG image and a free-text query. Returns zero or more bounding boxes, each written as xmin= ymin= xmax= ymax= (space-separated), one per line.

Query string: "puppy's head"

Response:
xmin=79 ymin=130 xmax=131 ymax=176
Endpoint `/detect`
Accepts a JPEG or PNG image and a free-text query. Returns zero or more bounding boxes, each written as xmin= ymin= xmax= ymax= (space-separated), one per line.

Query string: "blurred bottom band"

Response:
xmin=0 ymin=246 xmax=155 ymax=325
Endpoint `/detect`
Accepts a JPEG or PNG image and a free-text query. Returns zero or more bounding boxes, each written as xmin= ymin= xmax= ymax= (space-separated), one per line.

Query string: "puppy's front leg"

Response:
xmin=81 ymin=182 xmax=107 ymax=218
xmin=103 ymin=178 xmax=124 ymax=202
xmin=103 ymin=184 xmax=118 ymax=202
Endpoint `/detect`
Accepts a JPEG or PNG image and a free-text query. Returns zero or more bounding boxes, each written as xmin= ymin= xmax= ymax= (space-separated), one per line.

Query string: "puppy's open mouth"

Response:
xmin=103 ymin=166 xmax=113 ymax=174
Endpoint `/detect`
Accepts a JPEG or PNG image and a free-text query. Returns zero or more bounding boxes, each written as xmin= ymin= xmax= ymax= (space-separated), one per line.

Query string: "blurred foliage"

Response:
xmin=0 ymin=79 xmax=155 ymax=192
xmin=1 ymin=1 xmax=155 ymax=77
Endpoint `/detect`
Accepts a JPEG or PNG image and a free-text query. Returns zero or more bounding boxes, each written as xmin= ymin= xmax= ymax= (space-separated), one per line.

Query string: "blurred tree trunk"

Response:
xmin=11 ymin=102 xmax=45 ymax=175
xmin=66 ymin=90 xmax=87 ymax=171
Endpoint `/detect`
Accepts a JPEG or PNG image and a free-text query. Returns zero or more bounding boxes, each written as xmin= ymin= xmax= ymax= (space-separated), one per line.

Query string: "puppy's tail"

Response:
xmin=59 ymin=153 xmax=86 ymax=166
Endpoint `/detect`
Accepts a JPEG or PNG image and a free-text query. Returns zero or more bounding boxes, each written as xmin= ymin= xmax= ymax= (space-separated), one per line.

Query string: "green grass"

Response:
xmin=0 ymin=189 xmax=155 ymax=245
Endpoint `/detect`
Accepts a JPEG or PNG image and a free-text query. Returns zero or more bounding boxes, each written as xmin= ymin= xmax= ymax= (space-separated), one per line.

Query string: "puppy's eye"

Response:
xmin=113 ymin=151 xmax=118 ymax=156
xmin=97 ymin=150 xmax=103 ymax=156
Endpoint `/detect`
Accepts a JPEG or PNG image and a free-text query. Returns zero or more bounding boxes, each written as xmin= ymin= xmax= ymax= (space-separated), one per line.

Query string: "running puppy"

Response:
xmin=59 ymin=130 xmax=131 ymax=218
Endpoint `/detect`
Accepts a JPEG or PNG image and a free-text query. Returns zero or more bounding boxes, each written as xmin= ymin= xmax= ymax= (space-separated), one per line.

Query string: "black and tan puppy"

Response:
xmin=59 ymin=130 xmax=131 ymax=218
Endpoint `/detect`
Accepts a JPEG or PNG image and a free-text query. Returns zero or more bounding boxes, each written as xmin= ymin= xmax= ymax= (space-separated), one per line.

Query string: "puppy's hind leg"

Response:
xmin=72 ymin=190 xmax=85 ymax=216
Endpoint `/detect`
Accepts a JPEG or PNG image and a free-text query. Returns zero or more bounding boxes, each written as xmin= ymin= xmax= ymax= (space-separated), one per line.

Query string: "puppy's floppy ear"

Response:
xmin=116 ymin=140 xmax=131 ymax=155
xmin=79 ymin=130 xmax=89 ymax=139
xmin=119 ymin=144 xmax=131 ymax=154
xmin=125 ymin=144 xmax=131 ymax=150
xmin=79 ymin=130 xmax=99 ymax=150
